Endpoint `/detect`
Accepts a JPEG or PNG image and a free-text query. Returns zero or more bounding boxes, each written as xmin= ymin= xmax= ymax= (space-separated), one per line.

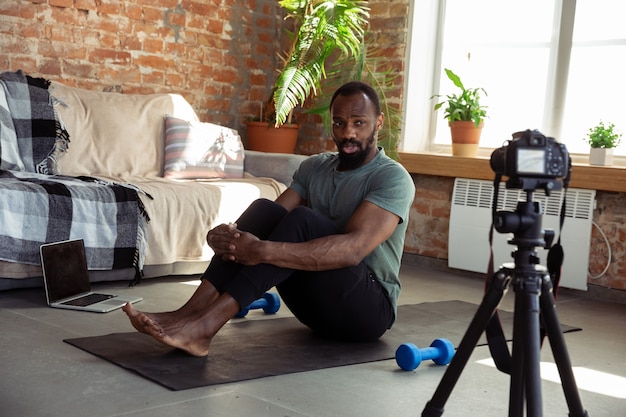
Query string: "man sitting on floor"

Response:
xmin=123 ymin=81 xmax=415 ymax=356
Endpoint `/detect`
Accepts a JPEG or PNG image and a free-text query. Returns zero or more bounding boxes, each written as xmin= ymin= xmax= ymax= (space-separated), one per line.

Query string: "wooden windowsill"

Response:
xmin=398 ymin=152 xmax=626 ymax=193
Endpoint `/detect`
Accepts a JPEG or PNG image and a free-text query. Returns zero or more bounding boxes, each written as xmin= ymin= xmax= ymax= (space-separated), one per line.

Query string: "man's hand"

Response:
xmin=222 ymin=228 xmax=262 ymax=265
xmin=206 ymin=223 xmax=262 ymax=264
xmin=206 ymin=223 xmax=240 ymax=261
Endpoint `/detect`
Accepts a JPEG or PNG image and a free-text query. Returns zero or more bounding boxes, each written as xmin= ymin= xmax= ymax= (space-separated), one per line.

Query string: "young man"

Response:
xmin=123 ymin=82 xmax=415 ymax=356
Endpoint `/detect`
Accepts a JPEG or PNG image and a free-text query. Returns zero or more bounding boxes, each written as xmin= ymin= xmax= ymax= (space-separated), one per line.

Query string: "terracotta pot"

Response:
xmin=245 ymin=121 xmax=299 ymax=154
xmin=449 ymin=120 xmax=484 ymax=157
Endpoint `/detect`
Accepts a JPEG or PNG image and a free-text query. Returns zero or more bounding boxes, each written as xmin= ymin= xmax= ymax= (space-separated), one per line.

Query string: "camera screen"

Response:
xmin=516 ymin=148 xmax=546 ymax=175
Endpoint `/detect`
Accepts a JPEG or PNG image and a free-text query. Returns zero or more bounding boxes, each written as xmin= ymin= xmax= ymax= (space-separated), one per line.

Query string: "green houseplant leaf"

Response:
xmin=584 ymin=121 xmax=622 ymax=149
xmin=432 ymin=68 xmax=487 ymax=127
xmin=273 ymin=0 xmax=369 ymax=126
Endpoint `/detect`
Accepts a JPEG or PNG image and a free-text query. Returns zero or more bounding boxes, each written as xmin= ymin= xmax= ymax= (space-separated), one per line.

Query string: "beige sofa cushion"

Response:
xmin=50 ymin=82 xmax=198 ymax=178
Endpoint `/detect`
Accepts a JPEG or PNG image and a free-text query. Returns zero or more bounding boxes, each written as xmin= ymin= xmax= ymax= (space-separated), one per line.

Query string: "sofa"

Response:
xmin=0 ymin=71 xmax=308 ymax=290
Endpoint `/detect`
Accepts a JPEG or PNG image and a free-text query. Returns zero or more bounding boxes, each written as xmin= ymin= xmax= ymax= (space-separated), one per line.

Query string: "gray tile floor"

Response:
xmin=1 ymin=263 xmax=624 ymax=417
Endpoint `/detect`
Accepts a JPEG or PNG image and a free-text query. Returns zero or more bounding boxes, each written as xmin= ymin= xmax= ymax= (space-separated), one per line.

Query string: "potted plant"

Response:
xmin=432 ymin=68 xmax=487 ymax=157
xmin=245 ymin=97 xmax=301 ymax=154
xmin=246 ymin=0 xmax=369 ymax=154
xmin=584 ymin=121 xmax=622 ymax=165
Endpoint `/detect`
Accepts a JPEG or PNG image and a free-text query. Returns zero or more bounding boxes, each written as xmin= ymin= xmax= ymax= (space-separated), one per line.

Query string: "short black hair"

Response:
xmin=329 ymin=81 xmax=381 ymax=115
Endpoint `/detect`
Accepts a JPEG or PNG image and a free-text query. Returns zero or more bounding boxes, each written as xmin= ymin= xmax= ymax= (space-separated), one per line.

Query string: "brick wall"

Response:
xmin=2 ymin=0 xmax=623 ymax=292
xmin=590 ymin=192 xmax=626 ymax=290
xmin=1 ymin=0 xmax=285 ymax=129
xmin=1 ymin=0 xmax=408 ymax=153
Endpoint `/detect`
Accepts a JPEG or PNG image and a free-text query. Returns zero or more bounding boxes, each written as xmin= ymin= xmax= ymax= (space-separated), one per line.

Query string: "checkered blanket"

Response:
xmin=0 ymin=70 xmax=68 ymax=174
xmin=0 ymin=170 xmax=148 ymax=272
xmin=0 ymin=71 xmax=147 ymax=279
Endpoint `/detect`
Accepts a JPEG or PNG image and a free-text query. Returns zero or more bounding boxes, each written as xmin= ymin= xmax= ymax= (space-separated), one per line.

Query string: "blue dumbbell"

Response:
xmin=395 ymin=338 xmax=455 ymax=371
xmin=235 ymin=292 xmax=281 ymax=318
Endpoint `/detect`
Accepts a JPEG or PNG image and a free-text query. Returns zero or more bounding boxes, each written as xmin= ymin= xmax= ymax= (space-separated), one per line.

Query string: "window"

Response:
xmin=402 ymin=0 xmax=626 ymax=157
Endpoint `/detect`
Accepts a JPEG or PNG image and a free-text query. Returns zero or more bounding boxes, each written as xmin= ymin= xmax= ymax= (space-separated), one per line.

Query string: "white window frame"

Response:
xmin=401 ymin=0 xmax=626 ymax=164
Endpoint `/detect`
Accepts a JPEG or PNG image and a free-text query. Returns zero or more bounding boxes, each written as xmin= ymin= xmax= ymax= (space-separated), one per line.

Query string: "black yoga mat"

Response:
xmin=64 ymin=300 xmax=580 ymax=390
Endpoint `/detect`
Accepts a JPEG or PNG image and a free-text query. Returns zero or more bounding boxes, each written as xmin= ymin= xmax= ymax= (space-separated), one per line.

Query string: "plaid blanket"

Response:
xmin=0 ymin=71 xmax=147 ymax=280
xmin=0 ymin=170 xmax=148 ymax=272
xmin=0 ymin=70 xmax=68 ymax=174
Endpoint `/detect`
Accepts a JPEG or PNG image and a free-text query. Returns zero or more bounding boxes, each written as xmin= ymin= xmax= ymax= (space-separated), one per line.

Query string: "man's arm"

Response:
xmin=224 ymin=200 xmax=400 ymax=271
xmin=274 ymin=187 xmax=305 ymax=212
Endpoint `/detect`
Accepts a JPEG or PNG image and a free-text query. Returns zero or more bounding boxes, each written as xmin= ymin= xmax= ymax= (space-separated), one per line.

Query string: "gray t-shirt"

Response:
xmin=289 ymin=148 xmax=415 ymax=315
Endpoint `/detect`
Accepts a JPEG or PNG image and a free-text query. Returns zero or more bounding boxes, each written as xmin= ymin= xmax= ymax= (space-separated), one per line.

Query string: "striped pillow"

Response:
xmin=163 ymin=116 xmax=244 ymax=179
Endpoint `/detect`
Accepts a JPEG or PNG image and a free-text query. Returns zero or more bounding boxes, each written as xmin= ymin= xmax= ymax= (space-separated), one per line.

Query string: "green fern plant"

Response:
xmin=272 ymin=0 xmax=369 ymax=126
xmin=584 ymin=121 xmax=622 ymax=149
xmin=432 ymin=68 xmax=487 ymax=127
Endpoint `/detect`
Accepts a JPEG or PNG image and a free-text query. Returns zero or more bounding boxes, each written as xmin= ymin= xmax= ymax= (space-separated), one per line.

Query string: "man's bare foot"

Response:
xmin=122 ymin=302 xmax=213 ymax=356
xmin=121 ymin=279 xmax=220 ymax=337
xmin=122 ymin=292 xmax=240 ymax=357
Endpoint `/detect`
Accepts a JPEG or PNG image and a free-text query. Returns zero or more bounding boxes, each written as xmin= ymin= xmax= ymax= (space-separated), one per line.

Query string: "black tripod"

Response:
xmin=422 ymin=192 xmax=589 ymax=417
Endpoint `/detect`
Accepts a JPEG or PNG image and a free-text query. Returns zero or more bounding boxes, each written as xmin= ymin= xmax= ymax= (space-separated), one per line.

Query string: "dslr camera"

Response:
xmin=490 ymin=129 xmax=570 ymax=193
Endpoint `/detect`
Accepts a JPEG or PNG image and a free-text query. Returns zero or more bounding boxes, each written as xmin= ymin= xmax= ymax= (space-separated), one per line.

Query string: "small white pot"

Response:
xmin=589 ymin=148 xmax=614 ymax=166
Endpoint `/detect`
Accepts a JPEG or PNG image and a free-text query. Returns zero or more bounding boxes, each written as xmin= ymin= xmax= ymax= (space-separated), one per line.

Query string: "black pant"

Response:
xmin=202 ymin=198 xmax=394 ymax=341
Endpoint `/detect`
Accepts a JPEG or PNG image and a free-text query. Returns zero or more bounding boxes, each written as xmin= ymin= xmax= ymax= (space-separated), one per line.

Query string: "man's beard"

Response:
xmin=336 ymin=131 xmax=377 ymax=170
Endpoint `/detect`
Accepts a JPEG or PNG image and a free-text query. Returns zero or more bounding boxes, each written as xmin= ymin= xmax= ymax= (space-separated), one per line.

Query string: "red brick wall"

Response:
xmin=1 ymin=0 xmax=286 ymax=129
xmin=1 ymin=0 xmax=408 ymax=152
xmin=404 ymin=175 xmax=454 ymax=259
xmin=589 ymin=192 xmax=626 ymax=290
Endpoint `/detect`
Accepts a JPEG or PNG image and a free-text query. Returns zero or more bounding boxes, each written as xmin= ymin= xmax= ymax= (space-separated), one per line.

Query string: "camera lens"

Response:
xmin=490 ymin=147 xmax=506 ymax=174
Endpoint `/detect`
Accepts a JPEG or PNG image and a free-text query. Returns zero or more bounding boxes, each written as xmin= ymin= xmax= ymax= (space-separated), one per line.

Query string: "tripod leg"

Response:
xmin=539 ymin=276 xmax=589 ymax=417
xmin=422 ymin=270 xmax=511 ymax=417
xmin=509 ymin=275 xmax=543 ymax=417
xmin=508 ymin=285 xmax=526 ymax=417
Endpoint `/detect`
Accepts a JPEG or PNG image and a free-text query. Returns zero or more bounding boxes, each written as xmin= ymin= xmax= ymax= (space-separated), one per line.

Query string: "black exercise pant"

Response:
xmin=202 ymin=198 xmax=394 ymax=342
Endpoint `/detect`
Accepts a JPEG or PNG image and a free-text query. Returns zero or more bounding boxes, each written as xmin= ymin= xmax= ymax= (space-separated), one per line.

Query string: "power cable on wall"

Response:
xmin=588 ymin=221 xmax=612 ymax=280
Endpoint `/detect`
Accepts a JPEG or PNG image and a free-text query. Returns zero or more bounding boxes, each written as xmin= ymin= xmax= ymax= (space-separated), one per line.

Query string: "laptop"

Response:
xmin=40 ymin=239 xmax=142 ymax=313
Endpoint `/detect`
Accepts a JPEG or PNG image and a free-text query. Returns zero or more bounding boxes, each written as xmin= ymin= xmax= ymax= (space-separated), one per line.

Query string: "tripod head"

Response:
xmin=494 ymin=191 xmax=555 ymax=270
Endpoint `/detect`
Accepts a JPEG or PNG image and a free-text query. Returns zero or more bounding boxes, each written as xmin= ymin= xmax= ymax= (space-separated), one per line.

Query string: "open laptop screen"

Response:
xmin=41 ymin=239 xmax=91 ymax=303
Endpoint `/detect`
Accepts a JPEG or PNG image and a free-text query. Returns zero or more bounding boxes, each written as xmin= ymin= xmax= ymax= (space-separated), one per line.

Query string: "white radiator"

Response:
xmin=448 ymin=178 xmax=596 ymax=290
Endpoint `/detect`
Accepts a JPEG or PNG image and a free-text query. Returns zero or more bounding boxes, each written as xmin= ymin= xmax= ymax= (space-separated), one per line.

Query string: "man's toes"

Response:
xmin=140 ymin=314 xmax=164 ymax=335
xmin=122 ymin=302 xmax=136 ymax=316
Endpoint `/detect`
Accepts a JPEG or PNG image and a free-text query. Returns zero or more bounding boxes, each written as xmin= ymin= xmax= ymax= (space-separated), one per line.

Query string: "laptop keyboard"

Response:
xmin=61 ymin=293 xmax=115 ymax=307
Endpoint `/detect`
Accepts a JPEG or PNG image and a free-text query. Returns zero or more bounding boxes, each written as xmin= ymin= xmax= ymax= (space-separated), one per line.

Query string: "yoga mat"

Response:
xmin=64 ymin=300 xmax=580 ymax=390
